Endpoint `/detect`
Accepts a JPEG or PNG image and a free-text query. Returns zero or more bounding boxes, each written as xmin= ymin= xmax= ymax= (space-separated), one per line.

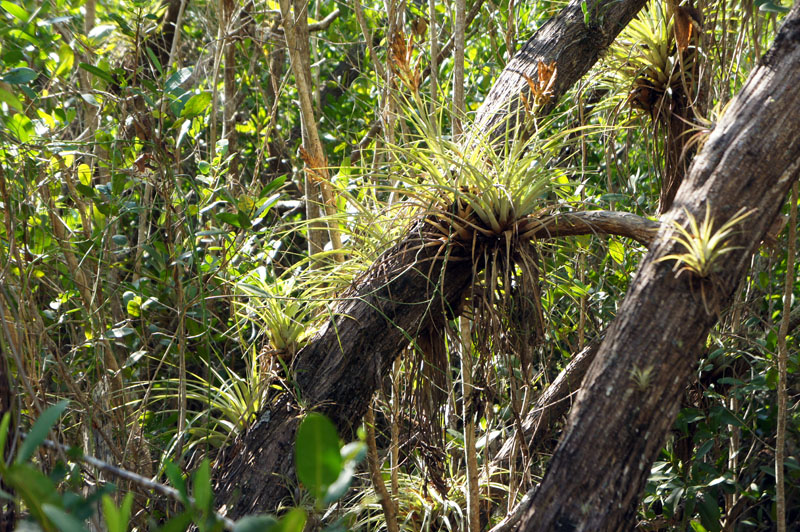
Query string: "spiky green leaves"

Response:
xmin=657 ymin=204 xmax=752 ymax=278
xmin=389 ymin=105 xmax=567 ymax=240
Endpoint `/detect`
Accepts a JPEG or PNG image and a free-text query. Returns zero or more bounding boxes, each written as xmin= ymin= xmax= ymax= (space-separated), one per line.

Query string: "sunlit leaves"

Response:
xmin=1 ymin=0 xmax=28 ymax=21
xmin=5 ymin=112 xmax=34 ymax=142
xmin=78 ymin=62 xmax=113 ymax=84
xmin=181 ymin=91 xmax=212 ymax=119
xmin=0 ymin=85 xmax=23 ymax=111
xmin=50 ymin=43 xmax=75 ymax=78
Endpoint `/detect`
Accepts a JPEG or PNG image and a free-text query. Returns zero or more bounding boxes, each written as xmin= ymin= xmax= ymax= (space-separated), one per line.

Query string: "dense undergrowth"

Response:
xmin=0 ymin=0 xmax=798 ymax=530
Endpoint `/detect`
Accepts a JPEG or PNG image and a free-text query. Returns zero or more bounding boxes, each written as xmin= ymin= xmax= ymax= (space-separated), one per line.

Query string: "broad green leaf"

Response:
xmin=165 ymin=67 xmax=192 ymax=93
xmin=710 ymin=405 xmax=743 ymax=428
xmin=17 ymin=400 xmax=68 ymax=464
xmin=0 ymin=412 xmax=10 ymax=469
xmin=690 ymin=520 xmax=709 ymax=532
xmin=694 ymin=439 xmax=714 ymax=460
xmin=0 ymin=86 xmax=23 ymax=111
xmin=43 ymin=504 xmax=89 ymax=532
xmin=295 ymin=413 xmax=342 ymax=501
xmin=54 ymin=44 xmax=75 ymax=78
xmin=1 ymin=1 xmax=27 ymax=21
xmin=272 ymin=508 xmax=306 ymax=532
xmin=78 ymin=63 xmax=113 ymax=84
xmin=75 ymin=183 xmax=95 ymax=197
xmin=164 ymin=460 xmax=189 ymax=505
xmin=37 ymin=108 xmax=56 ymax=129
xmin=102 ymin=492 xmax=133 ymax=532
xmin=233 ymin=515 xmax=278 ymax=532
xmin=145 ymin=46 xmax=163 ymax=77
xmin=608 ymin=239 xmax=625 ymax=264
xmin=107 ymin=13 xmax=134 ymax=36
xmin=106 ymin=326 xmax=134 ymax=339
xmin=758 ymin=1 xmax=790 ymax=13
xmin=192 ymin=459 xmax=212 ymax=512
xmin=156 ymin=512 xmax=192 ymax=532
xmin=695 ymin=492 xmax=721 ymax=532
xmin=77 ymin=163 xmax=92 ymax=186
xmin=237 ymin=210 xmax=252 ymax=230
xmin=216 ymin=212 xmax=242 ymax=228
xmin=260 ymin=175 xmax=286 ymax=199
xmin=2 ymin=67 xmax=37 ymax=85
xmin=5 ymin=464 xmax=59 ymax=526
xmin=181 ymin=91 xmax=212 ymax=118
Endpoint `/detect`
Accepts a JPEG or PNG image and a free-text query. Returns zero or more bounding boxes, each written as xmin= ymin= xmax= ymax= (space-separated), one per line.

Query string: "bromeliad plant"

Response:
xmin=657 ymin=204 xmax=752 ymax=279
xmin=388 ymin=100 xmax=572 ymax=242
xmin=605 ymin=1 xmax=701 ymax=120
xmin=657 ymin=204 xmax=752 ymax=314
xmin=235 ymin=269 xmax=317 ymax=361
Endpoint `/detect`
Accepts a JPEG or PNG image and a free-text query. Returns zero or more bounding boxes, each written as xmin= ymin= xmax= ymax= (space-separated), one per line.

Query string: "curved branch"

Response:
xmin=525 ymin=210 xmax=660 ymax=245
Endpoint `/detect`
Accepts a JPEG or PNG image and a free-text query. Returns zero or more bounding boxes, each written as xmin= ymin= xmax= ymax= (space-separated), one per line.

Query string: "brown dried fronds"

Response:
xmin=521 ymin=60 xmax=558 ymax=112
xmin=390 ymin=29 xmax=422 ymax=93
xmin=299 ymin=146 xmax=330 ymax=184
xmin=672 ymin=2 xmax=703 ymax=53
xmin=628 ymin=77 xmax=665 ymax=119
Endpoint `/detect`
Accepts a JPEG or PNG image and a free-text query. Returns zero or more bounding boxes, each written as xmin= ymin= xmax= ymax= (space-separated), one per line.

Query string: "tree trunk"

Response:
xmin=473 ymin=0 xmax=648 ymax=144
xmin=213 ymin=0 xmax=651 ymax=517
xmin=518 ymin=7 xmax=800 ymax=530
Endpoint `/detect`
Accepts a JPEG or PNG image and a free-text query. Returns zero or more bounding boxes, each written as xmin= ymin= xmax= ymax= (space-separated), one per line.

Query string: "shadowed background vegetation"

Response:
xmin=0 ymin=0 xmax=798 ymax=530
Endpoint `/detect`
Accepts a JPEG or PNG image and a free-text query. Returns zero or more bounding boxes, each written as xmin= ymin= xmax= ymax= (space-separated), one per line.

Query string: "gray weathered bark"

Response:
xmin=518 ymin=6 xmax=800 ymax=529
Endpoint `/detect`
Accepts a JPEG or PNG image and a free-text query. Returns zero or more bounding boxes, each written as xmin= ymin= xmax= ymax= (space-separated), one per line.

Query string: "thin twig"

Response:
xmin=365 ymin=402 xmax=399 ymax=532
xmin=32 ymin=435 xmax=237 ymax=531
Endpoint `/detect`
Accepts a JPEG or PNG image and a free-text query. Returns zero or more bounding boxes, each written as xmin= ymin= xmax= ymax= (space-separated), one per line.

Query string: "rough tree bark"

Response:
xmin=518 ymin=6 xmax=800 ymax=530
xmin=473 ymin=0 xmax=648 ymax=143
xmin=0 ymin=345 xmax=15 ymax=531
xmin=213 ymin=0 xmax=651 ymax=517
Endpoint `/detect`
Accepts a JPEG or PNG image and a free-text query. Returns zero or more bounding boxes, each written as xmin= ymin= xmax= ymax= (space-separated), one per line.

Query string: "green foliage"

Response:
xmin=0 ymin=0 xmax=797 ymax=530
xmin=295 ymin=412 xmax=366 ymax=509
xmin=658 ymin=205 xmax=752 ymax=278
xmin=0 ymin=404 xmax=359 ymax=531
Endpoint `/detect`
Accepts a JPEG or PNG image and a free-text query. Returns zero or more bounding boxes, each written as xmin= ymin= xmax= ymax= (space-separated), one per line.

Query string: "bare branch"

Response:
xmin=524 ymin=210 xmax=661 ymax=245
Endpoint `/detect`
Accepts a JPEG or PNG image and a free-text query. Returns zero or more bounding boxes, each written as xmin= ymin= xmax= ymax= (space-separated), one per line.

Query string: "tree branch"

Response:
xmin=523 ymin=210 xmax=660 ymax=245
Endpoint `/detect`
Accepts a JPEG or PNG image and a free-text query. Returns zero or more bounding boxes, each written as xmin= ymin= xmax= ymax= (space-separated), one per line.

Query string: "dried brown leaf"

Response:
xmin=299 ymin=146 xmax=329 ymax=184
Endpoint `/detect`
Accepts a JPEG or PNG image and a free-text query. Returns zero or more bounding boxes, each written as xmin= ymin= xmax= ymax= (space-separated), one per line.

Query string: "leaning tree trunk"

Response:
xmin=213 ymin=0 xmax=649 ymax=517
xmin=518 ymin=7 xmax=800 ymax=530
